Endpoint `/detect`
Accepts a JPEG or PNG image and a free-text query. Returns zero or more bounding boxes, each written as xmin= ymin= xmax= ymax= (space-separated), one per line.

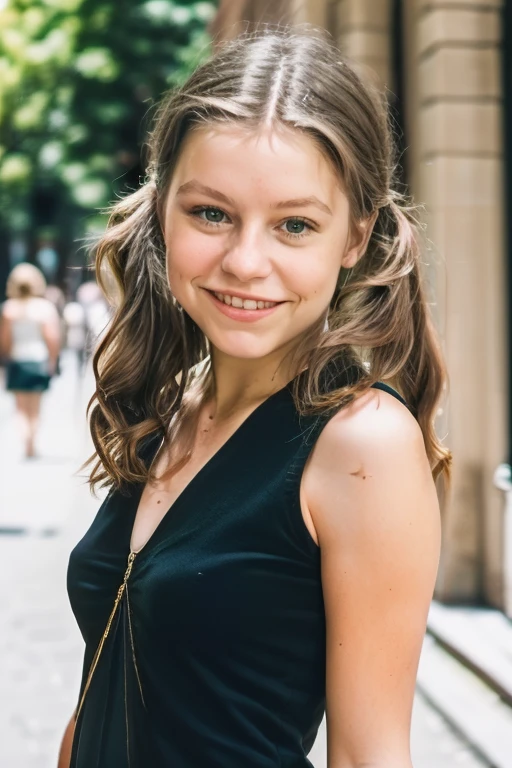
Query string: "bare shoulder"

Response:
xmin=303 ymin=387 xmax=439 ymax=546
xmin=317 ymin=386 xmax=427 ymax=473
xmin=1 ymin=298 xmax=16 ymax=319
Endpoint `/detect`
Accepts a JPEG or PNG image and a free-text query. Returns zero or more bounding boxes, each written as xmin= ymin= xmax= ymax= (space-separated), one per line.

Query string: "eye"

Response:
xmin=280 ymin=217 xmax=315 ymax=239
xmin=191 ymin=206 xmax=229 ymax=226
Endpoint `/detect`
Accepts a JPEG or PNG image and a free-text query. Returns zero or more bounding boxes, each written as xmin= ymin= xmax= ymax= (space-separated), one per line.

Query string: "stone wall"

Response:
xmin=414 ymin=0 xmax=506 ymax=606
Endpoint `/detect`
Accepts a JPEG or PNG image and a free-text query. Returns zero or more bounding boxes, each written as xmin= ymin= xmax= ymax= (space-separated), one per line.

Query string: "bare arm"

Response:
xmin=57 ymin=712 xmax=76 ymax=768
xmin=0 ymin=305 xmax=13 ymax=357
xmin=303 ymin=389 xmax=441 ymax=768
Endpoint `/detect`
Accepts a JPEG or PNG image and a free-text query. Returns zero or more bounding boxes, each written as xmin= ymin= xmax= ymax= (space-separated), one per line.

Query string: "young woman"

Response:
xmin=1 ymin=263 xmax=60 ymax=458
xmin=62 ymin=29 xmax=451 ymax=768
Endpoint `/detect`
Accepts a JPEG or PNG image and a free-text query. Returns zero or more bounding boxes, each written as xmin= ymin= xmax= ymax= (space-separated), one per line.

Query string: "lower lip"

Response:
xmin=204 ymin=290 xmax=283 ymax=323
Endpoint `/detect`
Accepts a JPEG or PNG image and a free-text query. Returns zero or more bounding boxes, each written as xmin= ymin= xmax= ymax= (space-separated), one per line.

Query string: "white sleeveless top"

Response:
xmin=11 ymin=317 xmax=48 ymax=363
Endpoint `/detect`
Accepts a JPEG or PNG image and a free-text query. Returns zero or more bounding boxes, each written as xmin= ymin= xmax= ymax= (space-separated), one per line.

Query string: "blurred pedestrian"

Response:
xmin=76 ymin=280 xmax=111 ymax=364
xmin=0 ymin=263 xmax=61 ymax=458
xmin=45 ymin=283 xmax=67 ymax=316
xmin=62 ymin=299 xmax=87 ymax=372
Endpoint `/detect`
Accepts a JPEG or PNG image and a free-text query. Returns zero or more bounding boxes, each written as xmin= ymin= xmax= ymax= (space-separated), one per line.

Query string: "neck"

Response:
xmin=207 ymin=346 xmax=300 ymax=421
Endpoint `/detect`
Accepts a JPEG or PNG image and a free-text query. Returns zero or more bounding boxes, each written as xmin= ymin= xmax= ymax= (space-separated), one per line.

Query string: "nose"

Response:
xmin=221 ymin=225 xmax=272 ymax=282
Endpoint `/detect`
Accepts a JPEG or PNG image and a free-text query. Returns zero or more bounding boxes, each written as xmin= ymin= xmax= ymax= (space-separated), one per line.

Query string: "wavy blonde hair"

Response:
xmin=85 ymin=28 xmax=451 ymax=492
xmin=6 ymin=263 xmax=47 ymax=299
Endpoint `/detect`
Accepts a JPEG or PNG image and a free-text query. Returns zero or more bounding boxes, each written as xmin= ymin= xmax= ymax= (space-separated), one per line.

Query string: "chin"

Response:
xmin=198 ymin=321 xmax=293 ymax=358
xmin=208 ymin=335 xmax=281 ymax=361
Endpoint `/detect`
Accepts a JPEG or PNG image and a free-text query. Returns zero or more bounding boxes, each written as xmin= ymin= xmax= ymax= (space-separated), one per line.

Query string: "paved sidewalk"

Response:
xmin=0 ymin=353 xmax=492 ymax=767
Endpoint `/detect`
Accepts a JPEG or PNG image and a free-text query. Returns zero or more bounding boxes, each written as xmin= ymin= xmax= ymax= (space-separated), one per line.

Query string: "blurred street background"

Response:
xmin=1 ymin=0 xmax=512 ymax=766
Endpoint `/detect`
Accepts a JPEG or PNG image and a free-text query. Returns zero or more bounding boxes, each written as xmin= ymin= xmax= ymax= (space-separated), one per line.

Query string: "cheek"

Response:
xmin=165 ymin=220 xmax=221 ymax=285
xmin=285 ymin=250 xmax=340 ymax=304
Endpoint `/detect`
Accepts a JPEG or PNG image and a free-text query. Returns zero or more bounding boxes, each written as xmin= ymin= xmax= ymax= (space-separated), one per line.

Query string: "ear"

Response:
xmin=340 ymin=210 xmax=378 ymax=269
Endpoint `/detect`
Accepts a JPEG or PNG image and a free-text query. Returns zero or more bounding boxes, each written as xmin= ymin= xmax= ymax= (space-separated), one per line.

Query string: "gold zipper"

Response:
xmin=76 ymin=551 xmax=137 ymax=720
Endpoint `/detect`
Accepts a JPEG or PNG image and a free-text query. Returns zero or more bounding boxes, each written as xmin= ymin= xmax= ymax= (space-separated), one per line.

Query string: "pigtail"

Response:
xmin=372 ymin=199 xmax=452 ymax=482
xmin=84 ymin=182 xmax=208 ymax=492
xmin=297 ymin=194 xmax=452 ymax=484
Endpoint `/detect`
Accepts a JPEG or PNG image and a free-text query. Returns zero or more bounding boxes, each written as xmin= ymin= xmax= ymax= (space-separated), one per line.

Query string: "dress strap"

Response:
xmin=370 ymin=381 xmax=411 ymax=411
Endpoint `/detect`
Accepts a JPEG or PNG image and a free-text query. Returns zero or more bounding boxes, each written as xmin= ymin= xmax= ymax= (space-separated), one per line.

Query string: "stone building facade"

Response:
xmin=212 ymin=0 xmax=511 ymax=615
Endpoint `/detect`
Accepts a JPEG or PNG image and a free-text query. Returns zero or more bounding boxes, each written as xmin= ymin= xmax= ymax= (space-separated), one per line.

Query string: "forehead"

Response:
xmin=167 ymin=123 xmax=345 ymax=204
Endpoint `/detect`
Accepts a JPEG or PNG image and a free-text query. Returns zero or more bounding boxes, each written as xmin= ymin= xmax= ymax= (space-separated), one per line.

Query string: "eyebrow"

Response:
xmin=177 ymin=181 xmax=235 ymax=208
xmin=176 ymin=180 xmax=333 ymax=216
xmin=271 ymin=197 xmax=332 ymax=216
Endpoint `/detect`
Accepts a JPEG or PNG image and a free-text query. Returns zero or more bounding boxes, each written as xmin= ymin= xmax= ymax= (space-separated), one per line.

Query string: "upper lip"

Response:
xmin=204 ymin=288 xmax=284 ymax=303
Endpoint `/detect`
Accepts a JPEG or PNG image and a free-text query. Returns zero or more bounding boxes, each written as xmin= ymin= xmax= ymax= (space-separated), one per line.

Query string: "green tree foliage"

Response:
xmin=0 ymin=0 xmax=216 ymax=237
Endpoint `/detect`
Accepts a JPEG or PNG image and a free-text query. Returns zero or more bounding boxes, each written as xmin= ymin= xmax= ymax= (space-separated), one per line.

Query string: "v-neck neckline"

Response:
xmin=128 ymin=379 xmax=295 ymax=558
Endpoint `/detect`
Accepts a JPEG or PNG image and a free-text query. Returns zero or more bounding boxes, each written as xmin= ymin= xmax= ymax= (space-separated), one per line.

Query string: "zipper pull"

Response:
xmin=104 ymin=552 xmax=137 ymax=638
xmin=124 ymin=551 xmax=136 ymax=582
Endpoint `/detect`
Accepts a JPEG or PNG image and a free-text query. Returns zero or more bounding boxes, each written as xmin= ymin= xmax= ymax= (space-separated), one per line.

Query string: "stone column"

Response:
xmin=414 ymin=0 xmax=506 ymax=606
xmin=291 ymin=0 xmax=329 ymax=29
xmin=210 ymin=0 xmax=295 ymax=43
xmin=335 ymin=0 xmax=393 ymax=90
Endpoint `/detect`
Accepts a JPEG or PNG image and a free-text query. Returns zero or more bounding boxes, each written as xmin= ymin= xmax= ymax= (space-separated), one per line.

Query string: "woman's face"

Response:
xmin=163 ymin=124 xmax=368 ymax=364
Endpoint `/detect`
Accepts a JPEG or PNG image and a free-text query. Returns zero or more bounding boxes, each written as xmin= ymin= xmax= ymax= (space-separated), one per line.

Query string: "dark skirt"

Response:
xmin=6 ymin=360 xmax=51 ymax=392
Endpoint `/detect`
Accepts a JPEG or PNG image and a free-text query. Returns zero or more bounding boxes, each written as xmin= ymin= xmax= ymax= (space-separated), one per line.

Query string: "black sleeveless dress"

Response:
xmin=67 ymin=378 xmax=408 ymax=768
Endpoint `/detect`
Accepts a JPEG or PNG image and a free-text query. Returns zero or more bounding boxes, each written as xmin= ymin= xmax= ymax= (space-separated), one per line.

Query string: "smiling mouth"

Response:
xmin=210 ymin=291 xmax=281 ymax=310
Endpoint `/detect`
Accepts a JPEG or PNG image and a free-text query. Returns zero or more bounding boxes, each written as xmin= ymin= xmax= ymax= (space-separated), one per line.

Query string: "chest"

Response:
xmin=130 ymin=419 xmax=252 ymax=553
xmin=68 ymin=394 xmax=324 ymax=644
xmin=68 ymin=462 xmax=321 ymax=649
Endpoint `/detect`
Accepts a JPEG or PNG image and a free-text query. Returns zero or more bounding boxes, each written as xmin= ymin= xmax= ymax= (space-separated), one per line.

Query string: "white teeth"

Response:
xmin=212 ymin=291 xmax=278 ymax=310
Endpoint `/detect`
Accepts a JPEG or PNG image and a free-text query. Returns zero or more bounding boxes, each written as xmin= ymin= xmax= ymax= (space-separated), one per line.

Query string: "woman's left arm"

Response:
xmin=303 ymin=389 xmax=441 ymax=768
xmin=0 ymin=304 xmax=13 ymax=358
